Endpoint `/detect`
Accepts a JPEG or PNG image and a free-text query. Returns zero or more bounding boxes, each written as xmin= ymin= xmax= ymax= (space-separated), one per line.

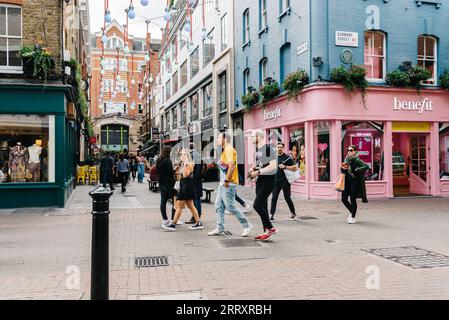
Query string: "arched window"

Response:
xmin=364 ymin=31 xmax=386 ymax=80
xmin=280 ymin=43 xmax=291 ymax=84
xmin=243 ymin=9 xmax=250 ymax=44
xmin=106 ymin=37 xmax=124 ymax=50
xmin=259 ymin=58 xmax=268 ymax=86
xmin=418 ymin=35 xmax=437 ymax=85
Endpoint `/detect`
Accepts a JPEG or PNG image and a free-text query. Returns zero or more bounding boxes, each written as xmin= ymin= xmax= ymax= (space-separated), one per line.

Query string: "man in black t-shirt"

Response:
xmin=270 ymin=142 xmax=298 ymax=221
xmin=248 ymin=130 xmax=278 ymax=242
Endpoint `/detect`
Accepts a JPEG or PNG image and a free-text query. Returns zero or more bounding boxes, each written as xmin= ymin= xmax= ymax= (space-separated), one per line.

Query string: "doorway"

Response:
xmin=392 ymin=133 xmax=430 ymax=197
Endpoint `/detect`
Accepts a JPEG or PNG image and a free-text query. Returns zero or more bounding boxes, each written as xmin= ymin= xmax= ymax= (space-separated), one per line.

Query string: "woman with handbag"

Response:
xmin=156 ymin=146 xmax=176 ymax=228
xmin=270 ymin=142 xmax=299 ymax=221
xmin=162 ymin=149 xmax=203 ymax=231
xmin=341 ymin=145 xmax=369 ymax=224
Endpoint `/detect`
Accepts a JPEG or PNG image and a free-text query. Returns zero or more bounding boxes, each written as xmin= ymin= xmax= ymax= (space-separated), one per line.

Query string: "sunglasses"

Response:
xmin=347 ymin=149 xmax=354 ymax=152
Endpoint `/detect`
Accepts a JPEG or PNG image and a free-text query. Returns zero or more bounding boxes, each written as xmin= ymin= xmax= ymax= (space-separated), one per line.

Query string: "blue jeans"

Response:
xmin=193 ymin=197 xmax=202 ymax=217
xmin=215 ymin=185 xmax=250 ymax=232
xmin=137 ymin=164 xmax=145 ymax=182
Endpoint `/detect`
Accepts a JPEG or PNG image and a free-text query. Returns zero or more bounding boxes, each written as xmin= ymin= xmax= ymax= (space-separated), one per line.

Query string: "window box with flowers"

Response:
xmin=282 ymin=69 xmax=309 ymax=99
xmin=330 ymin=65 xmax=369 ymax=109
xmin=386 ymin=66 xmax=432 ymax=95
xmin=241 ymin=87 xmax=260 ymax=112
xmin=440 ymin=70 xmax=449 ymax=90
xmin=19 ymin=45 xmax=56 ymax=82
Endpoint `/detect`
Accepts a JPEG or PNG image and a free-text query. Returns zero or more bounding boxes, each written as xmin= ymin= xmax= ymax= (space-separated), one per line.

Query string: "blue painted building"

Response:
xmin=233 ymin=0 xmax=449 ymax=107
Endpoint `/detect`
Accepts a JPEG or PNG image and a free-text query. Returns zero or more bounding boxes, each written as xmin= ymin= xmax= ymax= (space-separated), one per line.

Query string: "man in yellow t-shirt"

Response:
xmin=208 ymin=132 xmax=252 ymax=237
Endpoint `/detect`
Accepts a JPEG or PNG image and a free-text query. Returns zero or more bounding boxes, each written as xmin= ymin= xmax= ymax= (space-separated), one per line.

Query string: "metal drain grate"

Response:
xmin=362 ymin=246 xmax=449 ymax=269
xmin=135 ymin=256 xmax=170 ymax=268
xmin=219 ymin=238 xmax=261 ymax=248
xmin=299 ymin=215 xmax=318 ymax=220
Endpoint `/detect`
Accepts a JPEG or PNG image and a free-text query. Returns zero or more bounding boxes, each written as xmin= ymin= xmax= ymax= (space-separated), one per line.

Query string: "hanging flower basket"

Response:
xmin=19 ymin=45 xmax=56 ymax=82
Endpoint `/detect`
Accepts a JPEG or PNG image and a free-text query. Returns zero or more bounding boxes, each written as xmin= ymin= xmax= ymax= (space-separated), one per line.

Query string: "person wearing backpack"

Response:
xmin=270 ymin=142 xmax=298 ymax=221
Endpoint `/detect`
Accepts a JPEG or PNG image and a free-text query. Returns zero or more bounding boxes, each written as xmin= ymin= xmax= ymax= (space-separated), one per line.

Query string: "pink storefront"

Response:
xmin=243 ymin=85 xmax=449 ymax=200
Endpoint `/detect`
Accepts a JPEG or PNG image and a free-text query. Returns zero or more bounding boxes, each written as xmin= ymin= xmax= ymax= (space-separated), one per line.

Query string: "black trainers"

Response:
xmin=185 ymin=217 xmax=196 ymax=225
xmin=270 ymin=214 xmax=275 ymax=221
xmin=162 ymin=222 xmax=176 ymax=231
xmin=189 ymin=222 xmax=203 ymax=230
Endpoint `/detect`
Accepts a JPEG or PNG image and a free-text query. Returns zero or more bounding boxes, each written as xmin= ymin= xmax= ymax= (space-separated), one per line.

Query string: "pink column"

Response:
xmin=430 ymin=122 xmax=440 ymax=196
xmin=305 ymin=121 xmax=314 ymax=199
xmin=331 ymin=120 xmax=342 ymax=182
xmin=384 ymin=121 xmax=394 ymax=198
xmin=282 ymin=126 xmax=289 ymax=148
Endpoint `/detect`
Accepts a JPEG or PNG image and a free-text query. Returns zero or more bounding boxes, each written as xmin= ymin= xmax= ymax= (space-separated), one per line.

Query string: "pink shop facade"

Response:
xmin=243 ymin=85 xmax=449 ymax=200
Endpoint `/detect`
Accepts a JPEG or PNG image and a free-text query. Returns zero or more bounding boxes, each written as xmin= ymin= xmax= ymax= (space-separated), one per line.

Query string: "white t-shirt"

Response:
xmin=28 ymin=145 xmax=42 ymax=163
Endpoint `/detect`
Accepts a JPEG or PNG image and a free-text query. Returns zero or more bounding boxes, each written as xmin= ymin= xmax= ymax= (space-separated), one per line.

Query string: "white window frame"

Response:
xmin=364 ymin=31 xmax=386 ymax=82
xmin=260 ymin=58 xmax=268 ymax=85
xmin=418 ymin=35 xmax=437 ymax=85
xmin=280 ymin=0 xmax=291 ymax=14
xmin=261 ymin=0 xmax=268 ymax=30
xmin=0 ymin=4 xmax=23 ymax=73
xmin=106 ymin=37 xmax=124 ymax=50
xmin=243 ymin=68 xmax=250 ymax=95
xmin=243 ymin=9 xmax=250 ymax=45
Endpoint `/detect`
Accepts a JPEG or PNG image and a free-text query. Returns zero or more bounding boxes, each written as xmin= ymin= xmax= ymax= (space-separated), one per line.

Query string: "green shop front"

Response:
xmin=0 ymin=81 xmax=79 ymax=208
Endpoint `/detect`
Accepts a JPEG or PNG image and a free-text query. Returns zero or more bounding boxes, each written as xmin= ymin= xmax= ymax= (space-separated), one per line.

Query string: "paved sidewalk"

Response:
xmin=1 ymin=177 xmax=449 ymax=300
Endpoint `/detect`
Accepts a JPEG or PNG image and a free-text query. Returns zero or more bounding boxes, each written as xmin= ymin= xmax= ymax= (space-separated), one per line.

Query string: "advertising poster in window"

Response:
xmin=351 ymin=133 xmax=373 ymax=170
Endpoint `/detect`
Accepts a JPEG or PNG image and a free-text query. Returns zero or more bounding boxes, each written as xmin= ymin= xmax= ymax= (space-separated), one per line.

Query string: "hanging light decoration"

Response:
xmin=128 ymin=4 xmax=136 ymax=19
xmin=149 ymin=74 xmax=154 ymax=83
xmin=105 ymin=9 xmax=112 ymax=23
xmin=116 ymin=74 xmax=121 ymax=81
xmin=100 ymin=57 xmax=106 ymax=66
xmin=102 ymin=34 xmax=108 ymax=44
xmin=163 ymin=8 xmax=171 ymax=22
xmin=131 ymin=77 xmax=136 ymax=86
xmin=184 ymin=20 xmax=191 ymax=33
xmin=124 ymin=44 xmax=130 ymax=54
xmin=201 ymin=27 xmax=207 ymax=40
xmin=100 ymin=69 xmax=105 ymax=75
xmin=141 ymin=0 xmax=149 ymax=6
xmin=145 ymin=52 xmax=150 ymax=62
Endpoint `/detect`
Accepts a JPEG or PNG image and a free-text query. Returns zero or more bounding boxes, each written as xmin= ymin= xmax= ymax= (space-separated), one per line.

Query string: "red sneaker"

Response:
xmin=254 ymin=234 xmax=265 ymax=241
xmin=268 ymin=228 xmax=278 ymax=235
xmin=259 ymin=233 xmax=272 ymax=242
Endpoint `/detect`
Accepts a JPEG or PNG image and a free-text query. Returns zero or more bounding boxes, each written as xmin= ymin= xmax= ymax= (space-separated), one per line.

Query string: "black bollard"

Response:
xmin=89 ymin=187 xmax=113 ymax=300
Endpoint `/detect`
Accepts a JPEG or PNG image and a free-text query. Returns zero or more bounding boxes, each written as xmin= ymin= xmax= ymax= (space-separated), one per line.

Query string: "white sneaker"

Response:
xmin=241 ymin=224 xmax=253 ymax=237
xmin=161 ymin=220 xmax=169 ymax=227
xmin=208 ymin=228 xmax=224 ymax=236
xmin=346 ymin=214 xmax=352 ymax=222
xmin=225 ymin=210 xmax=231 ymax=215
xmin=176 ymin=220 xmax=184 ymax=225
xmin=347 ymin=217 xmax=357 ymax=224
xmin=242 ymin=204 xmax=252 ymax=213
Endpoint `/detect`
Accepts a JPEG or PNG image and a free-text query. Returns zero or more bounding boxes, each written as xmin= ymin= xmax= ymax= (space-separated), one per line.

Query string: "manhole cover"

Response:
xmin=218 ymin=239 xmax=261 ymax=248
xmin=362 ymin=246 xmax=449 ymax=269
xmin=135 ymin=256 xmax=170 ymax=268
xmin=299 ymin=216 xmax=318 ymax=220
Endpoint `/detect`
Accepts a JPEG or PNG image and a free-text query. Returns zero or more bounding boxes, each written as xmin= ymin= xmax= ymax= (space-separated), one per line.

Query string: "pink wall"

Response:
xmin=243 ymin=85 xmax=449 ymax=200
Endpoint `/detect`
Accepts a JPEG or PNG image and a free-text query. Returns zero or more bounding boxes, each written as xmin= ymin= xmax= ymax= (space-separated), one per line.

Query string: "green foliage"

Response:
xmin=282 ymin=69 xmax=309 ymax=99
xmin=440 ymin=70 xmax=449 ymax=90
xmin=19 ymin=45 xmax=55 ymax=83
xmin=386 ymin=70 xmax=410 ymax=86
xmin=330 ymin=65 xmax=368 ymax=108
xmin=259 ymin=79 xmax=280 ymax=103
xmin=241 ymin=90 xmax=260 ymax=111
xmin=407 ymin=66 xmax=432 ymax=87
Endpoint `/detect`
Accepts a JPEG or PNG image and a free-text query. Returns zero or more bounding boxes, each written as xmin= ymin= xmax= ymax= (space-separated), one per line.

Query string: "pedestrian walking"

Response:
xmin=341 ymin=145 xmax=369 ymax=224
xmin=100 ymin=152 xmax=115 ymax=190
xmin=163 ymin=149 xmax=203 ymax=231
xmin=129 ymin=154 xmax=138 ymax=181
xmin=117 ymin=154 xmax=130 ymax=193
xmin=186 ymin=142 xmax=205 ymax=224
xmin=248 ymin=130 xmax=278 ymax=241
xmin=156 ymin=146 xmax=176 ymax=228
xmin=137 ymin=155 xmax=145 ymax=183
xmin=270 ymin=142 xmax=298 ymax=221
xmin=208 ymin=133 xmax=252 ymax=237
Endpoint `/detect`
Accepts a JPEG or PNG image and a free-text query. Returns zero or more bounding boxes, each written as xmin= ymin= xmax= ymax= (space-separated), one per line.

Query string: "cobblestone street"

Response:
xmin=1 ymin=178 xmax=449 ymax=300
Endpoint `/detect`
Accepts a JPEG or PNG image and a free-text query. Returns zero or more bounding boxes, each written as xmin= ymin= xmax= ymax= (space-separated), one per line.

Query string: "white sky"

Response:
xmin=88 ymin=0 xmax=165 ymax=39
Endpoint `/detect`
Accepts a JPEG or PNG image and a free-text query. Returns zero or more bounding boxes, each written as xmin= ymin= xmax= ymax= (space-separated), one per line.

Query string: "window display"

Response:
xmin=342 ymin=121 xmax=384 ymax=181
xmin=314 ymin=121 xmax=330 ymax=182
xmin=0 ymin=114 xmax=55 ymax=183
xmin=439 ymin=123 xmax=449 ymax=179
xmin=289 ymin=126 xmax=305 ymax=180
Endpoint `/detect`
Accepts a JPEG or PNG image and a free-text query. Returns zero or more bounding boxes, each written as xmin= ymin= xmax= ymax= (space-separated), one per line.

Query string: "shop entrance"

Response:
xmin=392 ymin=133 xmax=430 ymax=197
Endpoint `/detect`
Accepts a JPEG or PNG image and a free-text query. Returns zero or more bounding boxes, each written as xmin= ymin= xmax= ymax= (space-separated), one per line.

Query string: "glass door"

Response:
xmin=409 ymin=135 xmax=430 ymax=195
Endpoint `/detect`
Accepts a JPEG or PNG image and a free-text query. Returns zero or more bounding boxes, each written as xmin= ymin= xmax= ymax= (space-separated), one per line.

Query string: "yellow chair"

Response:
xmin=77 ymin=166 xmax=86 ymax=184
xmin=89 ymin=166 xmax=98 ymax=185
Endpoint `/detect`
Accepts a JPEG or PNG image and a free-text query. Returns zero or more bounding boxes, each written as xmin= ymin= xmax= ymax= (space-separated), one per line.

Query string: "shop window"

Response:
xmin=289 ymin=125 xmax=305 ymax=180
xmin=269 ymin=128 xmax=282 ymax=146
xmin=342 ymin=121 xmax=384 ymax=181
xmin=439 ymin=123 xmax=449 ymax=179
xmin=314 ymin=121 xmax=331 ymax=182
xmin=0 ymin=115 xmax=55 ymax=183
xmin=418 ymin=35 xmax=437 ymax=85
xmin=364 ymin=31 xmax=386 ymax=80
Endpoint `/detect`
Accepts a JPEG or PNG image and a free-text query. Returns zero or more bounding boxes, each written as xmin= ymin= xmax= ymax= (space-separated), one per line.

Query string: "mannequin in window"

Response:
xmin=28 ymin=141 xmax=42 ymax=182
xmin=8 ymin=142 xmax=29 ymax=182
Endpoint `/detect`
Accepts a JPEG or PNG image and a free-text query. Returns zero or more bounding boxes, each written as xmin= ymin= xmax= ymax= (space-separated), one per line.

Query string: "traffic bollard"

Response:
xmin=89 ymin=187 xmax=113 ymax=300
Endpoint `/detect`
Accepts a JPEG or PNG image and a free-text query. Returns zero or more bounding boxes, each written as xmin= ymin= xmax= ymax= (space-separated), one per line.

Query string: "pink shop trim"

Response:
xmin=243 ymin=84 xmax=449 ymax=200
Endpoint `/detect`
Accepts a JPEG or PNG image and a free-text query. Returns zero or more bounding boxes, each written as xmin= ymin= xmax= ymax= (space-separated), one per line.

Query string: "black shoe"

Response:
xmin=270 ymin=214 xmax=275 ymax=221
xmin=111 ymin=188 xmax=115 ymax=191
xmin=185 ymin=217 xmax=196 ymax=225
xmin=189 ymin=222 xmax=203 ymax=230
xmin=162 ymin=222 xmax=176 ymax=231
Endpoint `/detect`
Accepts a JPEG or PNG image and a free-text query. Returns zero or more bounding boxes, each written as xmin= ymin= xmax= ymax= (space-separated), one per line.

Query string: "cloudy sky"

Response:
xmin=88 ymin=0 xmax=165 ymax=39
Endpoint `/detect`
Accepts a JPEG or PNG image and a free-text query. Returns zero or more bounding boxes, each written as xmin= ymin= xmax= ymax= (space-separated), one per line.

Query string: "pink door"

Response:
xmin=409 ymin=135 xmax=430 ymax=195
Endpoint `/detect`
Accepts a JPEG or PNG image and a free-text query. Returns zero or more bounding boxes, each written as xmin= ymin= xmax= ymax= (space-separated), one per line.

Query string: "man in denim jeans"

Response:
xmin=208 ymin=132 xmax=253 ymax=237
